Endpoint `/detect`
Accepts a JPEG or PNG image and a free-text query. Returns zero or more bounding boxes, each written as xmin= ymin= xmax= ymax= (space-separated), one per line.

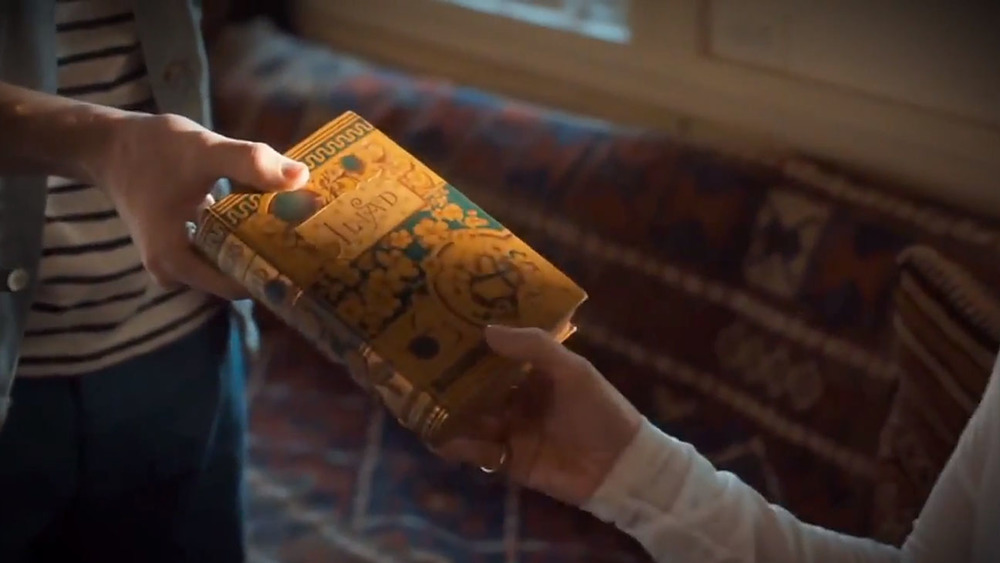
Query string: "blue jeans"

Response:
xmin=0 ymin=312 xmax=248 ymax=562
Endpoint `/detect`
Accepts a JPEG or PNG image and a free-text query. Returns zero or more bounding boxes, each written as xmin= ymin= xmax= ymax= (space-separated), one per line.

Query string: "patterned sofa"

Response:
xmin=208 ymin=20 xmax=1000 ymax=562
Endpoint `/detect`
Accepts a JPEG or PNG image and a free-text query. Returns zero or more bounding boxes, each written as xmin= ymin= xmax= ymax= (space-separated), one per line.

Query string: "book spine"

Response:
xmin=193 ymin=208 xmax=349 ymax=370
xmin=193 ymin=207 xmax=451 ymax=442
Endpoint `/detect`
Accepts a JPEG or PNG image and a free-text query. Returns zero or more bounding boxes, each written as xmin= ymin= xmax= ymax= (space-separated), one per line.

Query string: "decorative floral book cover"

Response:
xmin=194 ymin=112 xmax=587 ymax=443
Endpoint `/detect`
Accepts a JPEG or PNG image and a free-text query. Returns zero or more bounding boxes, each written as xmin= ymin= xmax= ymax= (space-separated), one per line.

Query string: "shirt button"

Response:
xmin=6 ymin=268 xmax=29 ymax=292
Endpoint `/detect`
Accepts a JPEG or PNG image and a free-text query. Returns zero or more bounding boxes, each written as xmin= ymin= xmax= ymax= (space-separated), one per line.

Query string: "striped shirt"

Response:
xmin=17 ymin=0 xmax=220 ymax=377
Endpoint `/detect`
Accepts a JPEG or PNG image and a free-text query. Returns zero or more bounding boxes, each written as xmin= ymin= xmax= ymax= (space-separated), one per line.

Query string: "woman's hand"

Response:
xmin=94 ymin=112 xmax=309 ymax=299
xmin=434 ymin=325 xmax=644 ymax=507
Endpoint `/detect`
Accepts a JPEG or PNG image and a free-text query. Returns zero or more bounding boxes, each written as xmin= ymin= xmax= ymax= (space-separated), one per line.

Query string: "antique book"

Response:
xmin=194 ymin=112 xmax=586 ymax=443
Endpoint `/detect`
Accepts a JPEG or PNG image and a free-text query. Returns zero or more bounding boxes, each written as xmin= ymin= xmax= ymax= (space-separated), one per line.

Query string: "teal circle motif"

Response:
xmin=263 ymin=278 xmax=288 ymax=304
xmin=266 ymin=190 xmax=324 ymax=226
xmin=340 ymin=155 xmax=364 ymax=173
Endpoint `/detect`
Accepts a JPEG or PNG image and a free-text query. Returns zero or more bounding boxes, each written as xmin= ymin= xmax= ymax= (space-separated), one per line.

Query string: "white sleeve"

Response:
xmin=898 ymin=360 xmax=1000 ymax=562
xmin=582 ymin=419 xmax=901 ymax=562
xmin=579 ymin=358 xmax=1000 ymax=562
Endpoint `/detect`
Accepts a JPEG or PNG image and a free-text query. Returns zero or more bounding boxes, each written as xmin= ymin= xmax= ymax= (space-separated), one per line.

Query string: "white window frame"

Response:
xmin=435 ymin=0 xmax=633 ymax=43
xmin=292 ymin=0 xmax=1000 ymax=217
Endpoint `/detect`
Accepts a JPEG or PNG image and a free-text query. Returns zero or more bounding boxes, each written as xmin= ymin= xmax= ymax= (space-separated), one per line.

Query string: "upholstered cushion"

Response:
xmin=873 ymin=246 xmax=1000 ymax=544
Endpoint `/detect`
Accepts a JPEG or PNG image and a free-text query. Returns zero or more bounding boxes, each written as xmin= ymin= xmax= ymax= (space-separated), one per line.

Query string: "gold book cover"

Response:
xmin=194 ymin=112 xmax=586 ymax=443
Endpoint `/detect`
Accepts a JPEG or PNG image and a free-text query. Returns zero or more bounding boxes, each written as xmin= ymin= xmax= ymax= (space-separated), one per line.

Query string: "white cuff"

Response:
xmin=583 ymin=418 xmax=681 ymax=527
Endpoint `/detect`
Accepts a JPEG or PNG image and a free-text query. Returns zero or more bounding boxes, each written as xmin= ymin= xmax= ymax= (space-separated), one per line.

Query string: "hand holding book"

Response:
xmin=432 ymin=325 xmax=643 ymax=506
xmin=194 ymin=112 xmax=586 ymax=444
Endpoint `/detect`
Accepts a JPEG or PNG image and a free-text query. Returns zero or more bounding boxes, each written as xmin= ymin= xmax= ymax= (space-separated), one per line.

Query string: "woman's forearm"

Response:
xmin=583 ymin=420 xmax=901 ymax=563
xmin=0 ymin=81 xmax=127 ymax=184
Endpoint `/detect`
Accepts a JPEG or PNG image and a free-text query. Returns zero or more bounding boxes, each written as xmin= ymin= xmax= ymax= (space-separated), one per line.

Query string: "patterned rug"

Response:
xmin=244 ymin=356 xmax=646 ymax=563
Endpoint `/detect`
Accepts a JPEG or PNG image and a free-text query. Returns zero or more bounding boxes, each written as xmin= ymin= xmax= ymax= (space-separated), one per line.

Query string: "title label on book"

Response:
xmin=299 ymin=171 xmax=425 ymax=261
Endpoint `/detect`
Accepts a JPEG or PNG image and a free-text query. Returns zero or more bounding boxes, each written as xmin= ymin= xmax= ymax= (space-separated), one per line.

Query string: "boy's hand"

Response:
xmin=95 ymin=113 xmax=309 ymax=299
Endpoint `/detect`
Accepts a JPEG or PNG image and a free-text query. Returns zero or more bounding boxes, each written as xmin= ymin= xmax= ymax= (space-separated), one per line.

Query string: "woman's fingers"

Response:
xmin=432 ymin=436 xmax=507 ymax=470
xmin=508 ymin=369 xmax=554 ymax=422
xmin=431 ymin=413 xmax=506 ymax=462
